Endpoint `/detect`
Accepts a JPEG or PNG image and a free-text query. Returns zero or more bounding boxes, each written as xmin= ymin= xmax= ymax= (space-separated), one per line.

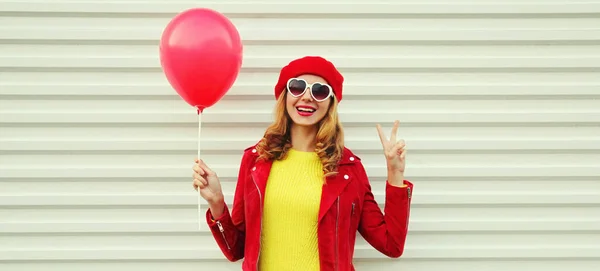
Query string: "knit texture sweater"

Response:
xmin=258 ymin=148 xmax=324 ymax=271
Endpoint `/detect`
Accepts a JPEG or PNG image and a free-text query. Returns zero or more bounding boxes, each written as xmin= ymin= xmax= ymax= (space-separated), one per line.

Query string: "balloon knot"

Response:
xmin=196 ymin=107 xmax=204 ymax=115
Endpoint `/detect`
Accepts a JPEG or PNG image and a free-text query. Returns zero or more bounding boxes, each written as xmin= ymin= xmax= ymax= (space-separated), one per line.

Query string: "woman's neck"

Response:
xmin=290 ymin=124 xmax=318 ymax=152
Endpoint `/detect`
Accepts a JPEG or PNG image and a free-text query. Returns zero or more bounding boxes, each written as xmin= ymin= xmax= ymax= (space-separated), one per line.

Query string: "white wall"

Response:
xmin=1 ymin=0 xmax=600 ymax=270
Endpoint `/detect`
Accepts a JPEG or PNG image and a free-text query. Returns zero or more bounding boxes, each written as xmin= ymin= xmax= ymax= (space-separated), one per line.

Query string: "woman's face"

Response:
xmin=285 ymin=74 xmax=332 ymax=128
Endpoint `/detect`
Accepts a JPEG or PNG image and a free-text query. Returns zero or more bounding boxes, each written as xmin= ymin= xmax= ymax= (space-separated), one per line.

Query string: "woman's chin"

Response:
xmin=290 ymin=116 xmax=319 ymax=127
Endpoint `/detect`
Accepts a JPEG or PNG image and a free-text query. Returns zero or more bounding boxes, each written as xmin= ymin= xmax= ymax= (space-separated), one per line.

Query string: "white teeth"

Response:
xmin=297 ymin=107 xmax=315 ymax=113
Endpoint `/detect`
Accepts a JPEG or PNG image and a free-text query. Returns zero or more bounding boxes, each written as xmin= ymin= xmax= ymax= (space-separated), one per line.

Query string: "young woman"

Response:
xmin=193 ymin=56 xmax=413 ymax=271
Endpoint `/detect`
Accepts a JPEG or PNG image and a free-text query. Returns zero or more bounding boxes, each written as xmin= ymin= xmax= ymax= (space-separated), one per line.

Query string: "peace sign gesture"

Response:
xmin=376 ymin=120 xmax=406 ymax=175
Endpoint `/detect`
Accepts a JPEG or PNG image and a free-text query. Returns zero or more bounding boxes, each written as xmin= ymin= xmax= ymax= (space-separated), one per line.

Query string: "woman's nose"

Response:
xmin=300 ymin=87 xmax=313 ymax=101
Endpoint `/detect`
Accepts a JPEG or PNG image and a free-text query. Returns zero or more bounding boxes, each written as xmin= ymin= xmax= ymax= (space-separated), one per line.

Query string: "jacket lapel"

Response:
xmin=318 ymin=173 xmax=351 ymax=222
xmin=317 ymin=147 xmax=358 ymax=222
xmin=250 ymin=158 xmax=272 ymax=198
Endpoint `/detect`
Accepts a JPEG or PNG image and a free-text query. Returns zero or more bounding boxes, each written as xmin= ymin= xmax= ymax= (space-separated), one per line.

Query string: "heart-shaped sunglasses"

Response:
xmin=286 ymin=78 xmax=333 ymax=102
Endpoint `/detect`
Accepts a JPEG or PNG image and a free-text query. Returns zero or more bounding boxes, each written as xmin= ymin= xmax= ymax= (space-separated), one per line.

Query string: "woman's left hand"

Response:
xmin=376 ymin=120 xmax=406 ymax=176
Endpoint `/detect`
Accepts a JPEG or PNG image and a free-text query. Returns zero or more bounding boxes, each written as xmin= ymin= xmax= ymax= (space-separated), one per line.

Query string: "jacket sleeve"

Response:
xmin=356 ymin=162 xmax=414 ymax=258
xmin=205 ymin=150 xmax=253 ymax=261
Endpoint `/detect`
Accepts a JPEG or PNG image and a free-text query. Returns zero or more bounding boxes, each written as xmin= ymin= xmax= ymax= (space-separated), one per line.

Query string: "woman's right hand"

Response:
xmin=193 ymin=158 xmax=225 ymax=215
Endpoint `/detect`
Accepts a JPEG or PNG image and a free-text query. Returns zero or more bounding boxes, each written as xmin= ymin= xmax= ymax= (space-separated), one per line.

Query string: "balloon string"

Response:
xmin=197 ymin=108 xmax=203 ymax=231
xmin=197 ymin=109 xmax=202 ymax=169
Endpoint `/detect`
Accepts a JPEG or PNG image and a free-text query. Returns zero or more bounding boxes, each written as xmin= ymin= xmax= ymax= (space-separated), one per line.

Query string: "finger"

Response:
xmin=395 ymin=139 xmax=406 ymax=149
xmin=390 ymin=143 xmax=405 ymax=158
xmin=199 ymin=176 xmax=208 ymax=186
xmin=392 ymin=139 xmax=405 ymax=152
xmin=376 ymin=124 xmax=387 ymax=146
xmin=390 ymin=120 xmax=400 ymax=143
xmin=193 ymin=178 xmax=208 ymax=189
xmin=192 ymin=164 xmax=205 ymax=176
xmin=400 ymin=149 xmax=406 ymax=160
xmin=193 ymin=174 xmax=208 ymax=186
xmin=197 ymin=159 xmax=215 ymax=176
xmin=193 ymin=179 xmax=200 ymax=191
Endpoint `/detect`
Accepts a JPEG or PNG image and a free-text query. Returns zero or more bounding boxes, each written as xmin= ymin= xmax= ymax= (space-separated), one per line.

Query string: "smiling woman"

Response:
xmin=286 ymin=75 xmax=332 ymax=125
xmin=193 ymin=56 xmax=413 ymax=271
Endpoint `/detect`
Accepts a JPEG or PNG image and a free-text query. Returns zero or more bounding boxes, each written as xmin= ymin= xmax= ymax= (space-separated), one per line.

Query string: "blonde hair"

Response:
xmin=255 ymin=92 xmax=344 ymax=180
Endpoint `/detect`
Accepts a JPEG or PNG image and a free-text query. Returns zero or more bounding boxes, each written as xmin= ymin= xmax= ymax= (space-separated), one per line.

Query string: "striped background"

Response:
xmin=1 ymin=0 xmax=599 ymax=270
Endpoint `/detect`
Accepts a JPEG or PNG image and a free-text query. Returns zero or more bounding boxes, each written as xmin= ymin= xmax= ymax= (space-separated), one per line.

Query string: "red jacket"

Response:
xmin=206 ymin=144 xmax=414 ymax=271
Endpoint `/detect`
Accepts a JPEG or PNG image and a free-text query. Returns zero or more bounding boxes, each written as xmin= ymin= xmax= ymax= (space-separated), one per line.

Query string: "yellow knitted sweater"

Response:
xmin=258 ymin=148 xmax=323 ymax=271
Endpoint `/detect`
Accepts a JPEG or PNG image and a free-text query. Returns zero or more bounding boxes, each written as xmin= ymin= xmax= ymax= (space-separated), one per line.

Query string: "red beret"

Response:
xmin=274 ymin=56 xmax=344 ymax=102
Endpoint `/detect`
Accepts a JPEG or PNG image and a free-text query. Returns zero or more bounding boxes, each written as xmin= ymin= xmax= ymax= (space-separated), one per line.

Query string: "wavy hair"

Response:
xmin=255 ymin=91 xmax=344 ymax=180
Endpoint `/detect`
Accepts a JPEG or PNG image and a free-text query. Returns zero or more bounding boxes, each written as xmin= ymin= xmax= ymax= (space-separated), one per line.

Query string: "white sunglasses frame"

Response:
xmin=286 ymin=78 xmax=333 ymax=102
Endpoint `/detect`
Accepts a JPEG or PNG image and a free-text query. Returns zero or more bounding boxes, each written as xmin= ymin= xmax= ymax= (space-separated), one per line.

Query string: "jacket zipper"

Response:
xmin=335 ymin=196 xmax=340 ymax=271
xmin=350 ymin=201 xmax=355 ymax=251
xmin=216 ymin=221 xmax=231 ymax=250
xmin=252 ymin=174 xmax=263 ymax=271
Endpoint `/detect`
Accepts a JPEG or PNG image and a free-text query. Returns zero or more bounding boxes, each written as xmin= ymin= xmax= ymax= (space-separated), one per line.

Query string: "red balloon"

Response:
xmin=159 ymin=8 xmax=243 ymax=112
